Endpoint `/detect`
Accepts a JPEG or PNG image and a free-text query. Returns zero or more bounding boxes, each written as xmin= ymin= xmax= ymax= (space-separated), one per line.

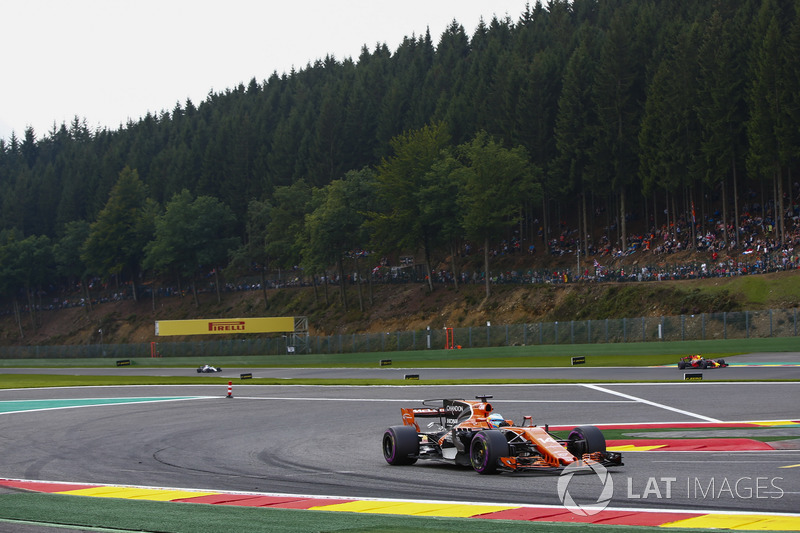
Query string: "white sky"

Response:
xmin=1 ymin=0 xmax=531 ymax=143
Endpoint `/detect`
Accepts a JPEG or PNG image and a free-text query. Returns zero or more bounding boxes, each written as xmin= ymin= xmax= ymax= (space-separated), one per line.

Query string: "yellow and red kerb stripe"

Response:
xmin=1 ymin=479 xmax=798 ymax=530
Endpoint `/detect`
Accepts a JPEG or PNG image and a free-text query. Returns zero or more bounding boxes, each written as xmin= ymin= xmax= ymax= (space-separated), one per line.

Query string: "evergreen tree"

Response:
xmin=420 ymin=151 xmax=466 ymax=290
xmin=302 ymin=169 xmax=376 ymax=311
xmin=370 ymin=122 xmax=451 ymax=291
xmin=266 ymin=180 xmax=313 ymax=273
xmin=456 ymin=132 xmax=539 ymax=298
xmin=143 ymin=190 xmax=238 ymax=306
xmin=227 ymin=198 xmax=273 ymax=308
xmin=21 ymin=127 xmax=38 ymax=168
xmin=54 ymin=220 xmax=92 ymax=309
xmin=81 ymin=167 xmax=151 ymax=302
xmin=697 ymin=9 xmax=747 ymax=248
xmin=639 ymin=23 xmax=702 ymax=245
xmin=747 ymin=11 xmax=793 ymax=244
xmin=592 ymin=8 xmax=644 ymax=252
xmin=554 ymin=34 xmax=598 ymax=254
xmin=0 ymin=231 xmax=53 ymax=336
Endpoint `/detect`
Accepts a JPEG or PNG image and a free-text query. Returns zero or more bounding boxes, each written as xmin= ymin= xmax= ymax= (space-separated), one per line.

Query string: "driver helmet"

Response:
xmin=487 ymin=413 xmax=505 ymax=428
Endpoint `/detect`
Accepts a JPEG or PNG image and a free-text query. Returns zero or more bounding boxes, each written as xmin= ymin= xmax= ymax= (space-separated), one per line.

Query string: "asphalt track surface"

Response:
xmin=1 ymin=355 xmax=798 ymax=532
xmin=4 ymin=351 xmax=800 ymax=381
xmin=0 ymin=385 xmax=797 ymax=512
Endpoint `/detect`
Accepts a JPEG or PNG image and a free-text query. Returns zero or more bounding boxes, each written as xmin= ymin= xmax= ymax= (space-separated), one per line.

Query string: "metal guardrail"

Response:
xmin=0 ymin=308 xmax=797 ymax=359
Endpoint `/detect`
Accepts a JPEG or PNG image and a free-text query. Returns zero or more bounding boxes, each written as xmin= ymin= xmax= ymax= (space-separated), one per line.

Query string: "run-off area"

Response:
xmin=0 ymin=382 xmax=797 ymax=515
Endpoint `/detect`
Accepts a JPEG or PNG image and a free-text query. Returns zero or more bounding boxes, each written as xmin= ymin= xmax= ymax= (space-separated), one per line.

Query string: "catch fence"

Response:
xmin=1 ymin=308 xmax=798 ymax=359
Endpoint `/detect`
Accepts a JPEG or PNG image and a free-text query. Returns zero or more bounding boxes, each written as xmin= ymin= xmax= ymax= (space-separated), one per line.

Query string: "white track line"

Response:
xmin=0 ymin=397 xmax=214 ymax=416
xmin=232 ymin=396 xmax=632 ymax=403
xmin=581 ymin=383 xmax=722 ymax=423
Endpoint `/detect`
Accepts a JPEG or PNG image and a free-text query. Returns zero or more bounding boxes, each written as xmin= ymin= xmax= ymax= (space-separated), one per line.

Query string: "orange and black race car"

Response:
xmin=382 ymin=395 xmax=622 ymax=474
xmin=678 ymin=355 xmax=728 ymax=369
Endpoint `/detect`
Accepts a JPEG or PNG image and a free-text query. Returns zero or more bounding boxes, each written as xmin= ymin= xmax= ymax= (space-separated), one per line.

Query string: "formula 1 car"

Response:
xmin=677 ymin=355 xmax=728 ymax=369
xmin=197 ymin=364 xmax=222 ymax=373
xmin=382 ymin=395 xmax=622 ymax=474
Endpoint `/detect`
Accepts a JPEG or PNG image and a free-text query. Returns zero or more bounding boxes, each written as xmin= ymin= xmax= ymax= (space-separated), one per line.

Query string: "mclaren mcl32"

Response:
xmin=382 ymin=395 xmax=622 ymax=474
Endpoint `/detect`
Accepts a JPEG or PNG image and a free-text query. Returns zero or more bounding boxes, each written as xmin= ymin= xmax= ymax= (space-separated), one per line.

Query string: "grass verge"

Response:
xmin=11 ymin=374 xmax=782 ymax=390
xmin=6 ymin=335 xmax=797 ymax=369
xmin=0 ymin=492 xmax=697 ymax=533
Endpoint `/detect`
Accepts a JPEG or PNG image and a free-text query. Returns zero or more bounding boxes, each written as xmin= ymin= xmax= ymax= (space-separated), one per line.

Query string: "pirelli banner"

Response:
xmin=155 ymin=316 xmax=297 ymax=337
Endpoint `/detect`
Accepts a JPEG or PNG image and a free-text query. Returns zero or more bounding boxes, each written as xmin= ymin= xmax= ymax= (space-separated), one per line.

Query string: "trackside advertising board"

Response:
xmin=155 ymin=317 xmax=296 ymax=336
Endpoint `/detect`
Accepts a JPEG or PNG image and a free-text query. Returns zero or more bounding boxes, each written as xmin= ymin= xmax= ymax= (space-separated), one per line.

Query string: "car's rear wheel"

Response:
xmin=383 ymin=425 xmax=418 ymax=465
xmin=469 ymin=430 xmax=509 ymax=474
xmin=567 ymin=425 xmax=606 ymax=457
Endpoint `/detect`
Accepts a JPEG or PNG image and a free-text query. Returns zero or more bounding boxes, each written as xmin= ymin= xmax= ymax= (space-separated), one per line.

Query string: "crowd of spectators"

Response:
xmin=4 ymin=197 xmax=800 ymax=316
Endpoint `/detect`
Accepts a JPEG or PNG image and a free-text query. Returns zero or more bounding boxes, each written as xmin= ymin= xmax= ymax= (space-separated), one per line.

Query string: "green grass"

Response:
xmin=718 ymin=274 xmax=800 ymax=305
xmin=0 ymin=353 xmax=689 ymax=369
xmin=5 ymin=336 xmax=796 ymax=370
xmin=1 ymin=337 xmax=794 ymax=531
xmin=0 ymin=492 xmax=700 ymax=533
xmin=16 ymin=373 xmax=776 ymax=390
xmin=3 ymin=336 xmax=798 ymax=389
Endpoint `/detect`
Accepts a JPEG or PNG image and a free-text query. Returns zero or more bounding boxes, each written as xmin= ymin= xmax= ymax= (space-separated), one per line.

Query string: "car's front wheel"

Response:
xmin=383 ymin=425 xmax=419 ymax=465
xmin=567 ymin=425 xmax=606 ymax=457
xmin=469 ymin=430 xmax=509 ymax=474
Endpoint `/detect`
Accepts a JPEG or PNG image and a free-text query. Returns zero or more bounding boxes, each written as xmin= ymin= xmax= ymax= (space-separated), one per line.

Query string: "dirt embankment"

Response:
xmin=2 ymin=268 xmax=798 ymax=347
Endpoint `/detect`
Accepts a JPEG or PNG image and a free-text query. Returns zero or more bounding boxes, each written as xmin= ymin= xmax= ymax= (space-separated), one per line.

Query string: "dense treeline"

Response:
xmin=1 ymin=0 xmax=800 ymax=336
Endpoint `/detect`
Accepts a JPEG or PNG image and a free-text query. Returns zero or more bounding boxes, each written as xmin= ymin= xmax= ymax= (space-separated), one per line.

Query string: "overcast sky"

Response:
xmin=1 ymin=0 xmax=531 ymax=143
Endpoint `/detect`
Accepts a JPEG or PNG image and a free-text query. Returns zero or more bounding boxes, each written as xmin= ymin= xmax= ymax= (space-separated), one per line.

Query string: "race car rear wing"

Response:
xmin=401 ymin=407 xmax=446 ymax=430
xmin=401 ymin=399 xmax=482 ymax=430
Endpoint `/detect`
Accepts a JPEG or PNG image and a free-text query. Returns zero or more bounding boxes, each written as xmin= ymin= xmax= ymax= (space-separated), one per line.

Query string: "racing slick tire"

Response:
xmin=469 ymin=430 xmax=509 ymax=475
xmin=567 ymin=425 xmax=606 ymax=457
xmin=702 ymin=360 xmax=710 ymax=369
xmin=677 ymin=361 xmax=686 ymax=369
xmin=383 ymin=425 xmax=419 ymax=465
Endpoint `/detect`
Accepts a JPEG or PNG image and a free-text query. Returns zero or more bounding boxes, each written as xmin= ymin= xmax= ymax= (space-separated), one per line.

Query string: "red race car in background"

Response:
xmin=678 ymin=355 xmax=728 ymax=369
xmin=382 ymin=395 xmax=622 ymax=474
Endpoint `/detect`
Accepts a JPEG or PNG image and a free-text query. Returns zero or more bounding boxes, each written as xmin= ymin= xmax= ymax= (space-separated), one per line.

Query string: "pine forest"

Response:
xmin=1 ymin=0 xmax=799 ymax=327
